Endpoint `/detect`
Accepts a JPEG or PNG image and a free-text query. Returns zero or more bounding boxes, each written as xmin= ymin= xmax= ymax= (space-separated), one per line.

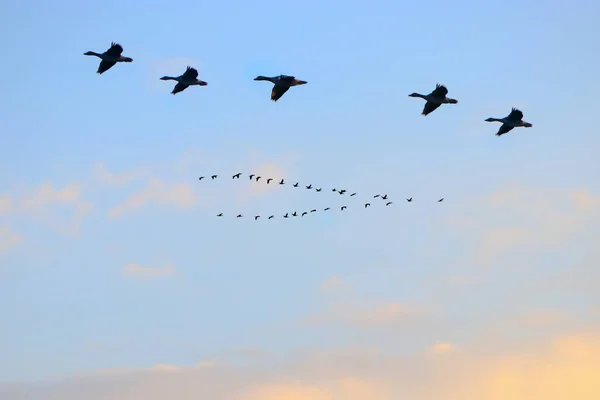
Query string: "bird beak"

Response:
xmin=297 ymin=80 xmax=307 ymax=85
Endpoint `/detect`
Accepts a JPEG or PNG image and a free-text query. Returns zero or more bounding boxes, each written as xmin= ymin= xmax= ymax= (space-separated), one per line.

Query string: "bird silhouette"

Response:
xmin=267 ymin=178 xmax=273 ymax=184
xmin=256 ymin=176 xmax=261 ymax=181
xmin=339 ymin=189 xmax=347 ymax=194
xmin=306 ymin=184 xmax=313 ymax=189
xmin=292 ymin=212 xmax=298 ymax=217
xmin=438 ymin=198 xmax=444 ymax=202
xmin=310 ymin=209 xmax=317 ymax=213
xmin=279 ymin=179 xmax=285 ymax=185
xmin=160 ymin=66 xmax=207 ymax=95
xmin=341 ymin=206 xmax=347 ymax=210
xmin=232 ymin=173 xmax=241 ymax=179
xmin=217 ymin=213 xmax=223 ymax=217
xmin=283 ymin=213 xmax=289 ymax=218
xmin=302 ymin=211 xmax=308 ymax=216
xmin=84 ymin=42 xmax=133 ymax=74
xmin=332 ymin=188 xmax=337 ymax=192
xmin=293 ymin=182 xmax=299 ymax=187
xmin=374 ymin=194 xmax=380 ymax=198
xmin=406 ymin=198 xmax=412 ymax=202
xmin=253 ymin=75 xmax=308 ymax=102
xmin=236 ymin=214 xmax=243 ymax=218
xmin=199 ymin=176 xmax=205 ymax=180
xmin=316 ymin=188 xmax=322 ymax=192
xmin=211 ymin=175 xmax=218 ymax=179
xmin=386 ymin=202 xmax=393 ymax=206
xmin=324 ymin=207 xmax=330 ymax=211
xmin=254 ymin=215 xmax=260 ymax=220
xmin=365 ymin=203 xmax=370 ymax=208
xmin=249 ymin=174 xmax=255 ymax=180
xmin=381 ymin=194 xmax=388 ymax=200
xmin=268 ymin=215 xmax=275 ymax=219
xmin=350 ymin=193 xmax=357 ymax=196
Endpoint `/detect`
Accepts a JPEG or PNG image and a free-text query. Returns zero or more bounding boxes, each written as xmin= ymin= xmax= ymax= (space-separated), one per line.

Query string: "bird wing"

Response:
xmin=279 ymin=75 xmax=295 ymax=82
xmin=183 ymin=66 xmax=199 ymax=80
xmin=496 ymin=124 xmax=515 ymax=136
xmin=429 ymin=84 xmax=448 ymax=99
xmin=422 ymin=101 xmax=441 ymax=116
xmin=507 ymin=108 xmax=524 ymax=121
xmin=271 ymin=84 xmax=290 ymax=101
xmin=97 ymin=60 xmax=117 ymax=74
xmin=105 ymin=42 xmax=124 ymax=57
xmin=171 ymin=82 xmax=189 ymax=94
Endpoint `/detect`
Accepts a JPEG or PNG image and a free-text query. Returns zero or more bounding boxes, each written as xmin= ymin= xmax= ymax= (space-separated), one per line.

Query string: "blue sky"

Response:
xmin=1 ymin=0 xmax=600 ymax=398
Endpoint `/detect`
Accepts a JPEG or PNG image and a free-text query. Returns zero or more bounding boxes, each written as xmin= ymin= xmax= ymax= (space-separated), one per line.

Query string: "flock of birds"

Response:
xmin=84 ymin=42 xmax=534 ymax=136
xmin=198 ymin=172 xmax=444 ymax=220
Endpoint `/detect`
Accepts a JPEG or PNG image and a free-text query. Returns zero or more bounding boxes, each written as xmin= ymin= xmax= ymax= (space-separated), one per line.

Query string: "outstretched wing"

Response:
xmin=171 ymin=82 xmax=189 ymax=94
xmin=496 ymin=123 xmax=514 ymax=136
xmin=279 ymin=75 xmax=295 ymax=82
xmin=271 ymin=84 xmax=290 ymax=101
xmin=105 ymin=42 xmax=124 ymax=57
xmin=506 ymin=108 xmax=523 ymax=121
xmin=97 ymin=60 xmax=116 ymax=74
xmin=429 ymin=84 xmax=448 ymax=99
xmin=183 ymin=66 xmax=198 ymax=80
xmin=422 ymin=101 xmax=441 ymax=116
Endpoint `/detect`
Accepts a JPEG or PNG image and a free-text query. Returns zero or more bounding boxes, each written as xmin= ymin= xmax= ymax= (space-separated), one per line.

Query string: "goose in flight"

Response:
xmin=254 ymin=75 xmax=307 ymax=102
xmin=198 ymin=176 xmax=205 ymax=180
xmin=267 ymin=178 xmax=273 ymax=184
xmin=302 ymin=211 xmax=308 ymax=217
xmin=381 ymin=194 xmax=388 ymax=200
xmin=365 ymin=203 xmax=370 ymax=208
xmin=438 ymin=198 xmax=444 ymax=202
xmin=341 ymin=206 xmax=347 ymax=211
xmin=236 ymin=214 xmax=243 ymax=218
xmin=283 ymin=213 xmax=289 ymax=218
xmin=84 ymin=42 xmax=133 ymax=74
xmin=386 ymin=202 xmax=393 ymax=206
xmin=306 ymin=184 xmax=313 ymax=189
xmin=406 ymin=198 xmax=412 ymax=202
xmin=160 ymin=66 xmax=207 ymax=95
xmin=374 ymin=194 xmax=380 ymax=198
xmin=249 ymin=174 xmax=255 ymax=180
xmin=254 ymin=215 xmax=260 ymax=220
xmin=485 ymin=108 xmax=533 ymax=136
xmin=232 ymin=173 xmax=242 ymax=179
xmin=409 ymin=84 xmax=458 ymax=116
xmin=293 ymin=182 xmax=299 ymax=187
xmin=316 ymin=188 xmax=322 ymax=192
xmin=350 ymin=193 xmax=357 ymax=196
xmin=217 ymin=213 xmax=223 ymax=217
xmin=268 ymin=215 xmax=275 ymax=219
xmin=292 ymin=212 xmax=298 ymax=217
xmin=255 ymin=176 xmax=261 ymax=182
xmin=310 ymin=209 xmax=317 ymax=213
xmin=339 ymin=189 xmax=346 ymax=195
xmin=324 ymin=207 xmax=331 ymax=211
xmin=332 ymin=188 xmax=337 ymax=192
xmin=279 ymin=179 xmax=285 ymax=185
xmin=211 ymin=175 xmax=218 ymax=179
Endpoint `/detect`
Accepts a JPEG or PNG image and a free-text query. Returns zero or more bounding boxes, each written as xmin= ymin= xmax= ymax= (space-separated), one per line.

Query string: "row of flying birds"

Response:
xmin=84 ymin=42 xmax=534 ymax=137
xmin=199 ymin=172 xmax=444 ymax=220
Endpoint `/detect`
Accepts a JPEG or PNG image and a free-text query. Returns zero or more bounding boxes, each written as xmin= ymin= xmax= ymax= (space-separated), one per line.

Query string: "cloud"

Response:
xmin=108 ymin=180 xmax=197 ymax=218
xmin=93 ymin=162 xmax=142 ymax=186
xmin=20 ymin=182 xmax=93 ymax=235
xmin=121 ymin=262 xmax=177 ymax=279
xmin=0 ymin=195 xmax=12 ymax=215
xmin=6 ymin=332 xmax=600 ymax=400
xmin=238 ymin=162 xmax=288 ymax=200
xmin=0 ymin=226 xmax=23 ymax=253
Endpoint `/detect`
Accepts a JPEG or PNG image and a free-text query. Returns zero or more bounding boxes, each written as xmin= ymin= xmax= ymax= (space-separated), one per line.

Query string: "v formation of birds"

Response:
xmin=84 ymin=42 xmax=534 ymax=219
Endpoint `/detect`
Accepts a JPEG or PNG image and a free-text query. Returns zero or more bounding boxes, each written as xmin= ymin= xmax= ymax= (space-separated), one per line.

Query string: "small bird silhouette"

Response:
xmin=255 ymin=176 xmax=261 ymax=181
xmin=316 ymin=188 xmax=322 ymax=192
xmin=199 ymin=176 xmax=205 ymax=180
xmin=365 ymin=203 xmax=370 ymax=208
xmin=279 ymin=179 xmax=285 ymax=185
xmin=438 ymin=198 xmax=444 ymax=202
xmin=406 ymin=198 xmax=412 ymax=202
xmin=341 ymin=206 xmax=347 ymax=210
xmin=293 ymin=182 xmax=299 ymax=187
xmin=374 ymin=194 xmax=380 ymax=198
xmin=381 ymin=194 xmax=388 ymax=200
xmin=332 ymin=188 xmax=337 ymax=192
xmin=310 ymin=209 xmax=317 ymax=213
xmin=386 ymin=202 xmax=393 ymax=206
xmin=306 ymin=184 xmax=313 ymax=189
xmin=350 ymin=193 xmax=357 ymax=196
xmin=232 ymin=173 xmax=241 ymax=179
xmin=339 ymin=189 xmax=346 ymax=194
xmin=217 ymin=213 xmax=223 ymax=216
xmin=302 ymin=211 xmax=308 ymax=216
xmin=324 ymin=207 xmax=331 ymax=211
xmin=249 ymin=174 xmax=255 ymax=180
xmin=292 ymin=212 xmax=298 ymax=217
xmin=283 ymin=213 xmax=289 ymax=218
xmin=267 ymin=178 xmax=273 ymax=184
xmin=269 ymin=215 xmax=275 ymax=219
xmin=236 ymin=214 xmax=243 ymax=218
xmin=254 ymin=215 xmax=260 ymax=220
xmin=211 ymin=175 xmax=218 ymax=179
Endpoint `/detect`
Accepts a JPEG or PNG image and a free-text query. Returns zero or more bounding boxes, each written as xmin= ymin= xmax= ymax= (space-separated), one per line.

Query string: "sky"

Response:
xmin=1 ymin=0 xmax=600 ymax=398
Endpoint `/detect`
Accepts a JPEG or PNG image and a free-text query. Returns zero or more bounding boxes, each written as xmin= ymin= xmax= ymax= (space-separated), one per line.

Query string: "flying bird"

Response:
xmin=253 ymin=75 xmax=308 ymax=101
xmin=232 ymin=173 xmax=241 ymax=179
xmin=381 ymin=194 xmax=388 ymax=200
xmin=324 ymin=207 xmax=331 ymax=211
xmin=310 ymin=209 xmax=317 ymax=213
xmin=268 ymin=215 xmax=275 ymax=219
xmin=350 ymin=193 xmax=357 ymax=196
xmin=341 ymin=206 xmax=347 ymax=210
xmin=256 ymin=176 xmax=261 ymax=181
xmin=217 ymin=213 xmax=223 ymax=217
xmin=211 ymin=175 xmax=218 ymax=179
xmin=302 ymin=211 xmax=308 ymax=216
xmin=306 ymin=184 xmax=313 ymax=189
xmin=236 ymin=214 xmax=243 ymax=218
xmin=198 ymin=176 xmax=205 ymax=180
xmin=374 ymin=194 xmax=380 ymax=198
xmin=255 ymin=215 xmax=260 ymax=220
xmin=406 ymin=198 xmax=413 ymax=202
xmin=84 ymin=42 xmax=133 ymax=74
xmin=386 ymin=202 xmax=393 ymax=206
xmin=409 ymin=84 xmax=458 ymax=116
xmin=339 ymin=189 xmax=346 ymax=194
xmin=267 ymin=178 xmax=273 ymax=184
xmin=160 ymin=66 xmax=207 ymax=95
xmin=316 ymin=188 xmax=322 ymax=192
xmin=292 ymin=212 xmax=298 ymax=217
xmin=293 ymin=182 xmax=299 ymax=187
xmin=485 ymin=108 xmax=533 ymax=136
xmin=365 ymin=203 xmax=370 ymax=208
xmin=332 ymin=188 xmax=337 ymax=192
xmin=249 ymin=174 xmax=255 ymax=180
xmin=279 ymin=179 xmax=285 ymax=185
xmin=283 ymin=213 xmax=289 ymax=218
xmin=438 ymin=198 xmax=444 ymax=202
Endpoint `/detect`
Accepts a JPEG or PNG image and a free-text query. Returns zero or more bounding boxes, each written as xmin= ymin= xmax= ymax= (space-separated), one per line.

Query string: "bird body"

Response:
xmin=232 ymin=173 xmax=241 ymax=179
xmin=409 ymin=84 xmax=458 ymax=116
xmin=485 ymin=108 xmax=533 ymax=136
xmin=254 ymin=75 xmax=307 ymax=101
xmin=160 ymin=66 xmax=207 ymax=94
xmin=84 ymin=42 xmax=133 ymax=74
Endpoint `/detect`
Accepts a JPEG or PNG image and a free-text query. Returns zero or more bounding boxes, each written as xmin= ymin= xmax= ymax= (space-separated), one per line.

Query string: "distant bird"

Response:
xmin=268 ymin=215 xmax=275 ymax=219
xmin=341 ymin=206 xmax=347 ymax=210
xmin=324 ymin=207 xmax=330 ymax=211
xmin=292 ymin=212 xmax=298 ymax=217
xmin=332 ymin=188 xmax=337 ymax=192
xmin=339 ymin=189 xmax=346 ymax=194
xmin=249 ymin=174 xmax=255 ymax=180
xmin=409 ymin=84 xmax=458 ymax=116
xmin=305 ymin=184 xmax=313 ymax=189
xmin=267 ymin=178 xmax=273 ymax=184
xmin=256 ymin=176 xmax=261 ymax=181
xmin=438 ymin=198 xmax=444 ymax=202
xmin=293 ymin=182 xmax=299 ymax=187
xmin=160 ymin=66 xmax=207 ymax=95
xmin=310 ymin=209 xmax=317 ymax=213
xmin=84 ymin=42 xmax=133 ymax=74
xmin=253 ymin=75 xmax=307 ymax=101
xmin=199 ymin=176 xmax=205 ymax=180
xmin=217 ymin=213 xmax=223 ymax=217
xmin=255 ymin=215 xmax=260 ymax=220
xmin=232 ymin=173 xmax=242 ymax=179
xmin=485 ymin=108 xmax=533 ymax=136
xmin=279 ymin=179 xmax=285 ymax=185
xmin=381 ymin=194 xmax=388 ymax=200
xmin=374 ymin=194 xmax=380 ymax=198
xmin=302 ymin=211 xmax=308 ymax=217
xmin=350 ymin=193 xmax=357 ymax=196
xmin=236 ymin=214 xmax=243 ymax=218
xmin=365 ymin=203 xmax=370 ymax=208
xmin=283 ymin=213 xmax=289 ymax=218
xmin=406 ymin=198 xmax=412 ymax=202
xmin=386 ymin=202 xmax=393 ymax=206
xmin=211 ymin=175 xmax=218 ymax=179
xmin=316 ymin=188 xmax=322 ymax=192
